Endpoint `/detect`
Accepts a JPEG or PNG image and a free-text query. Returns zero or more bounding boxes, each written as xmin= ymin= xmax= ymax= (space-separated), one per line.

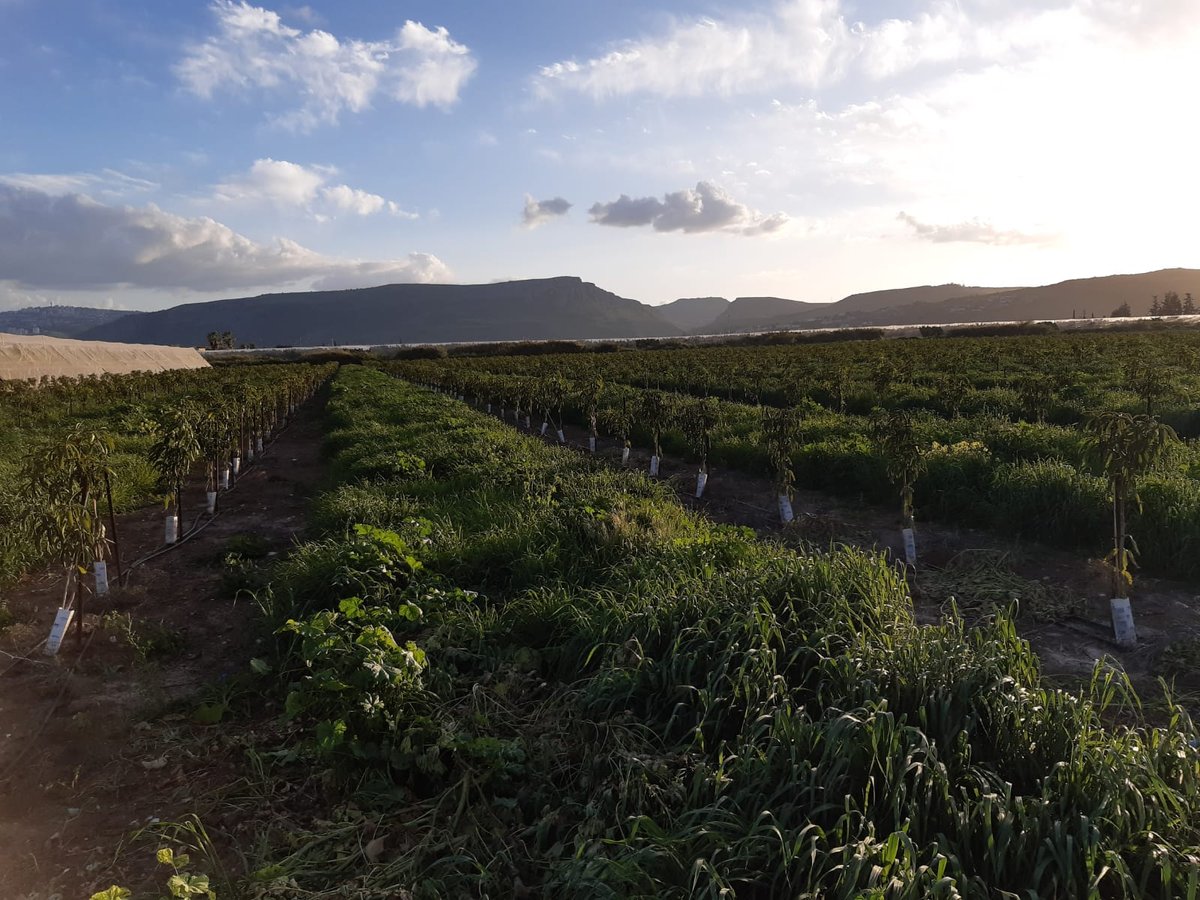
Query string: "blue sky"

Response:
xmin=1 ymin=0 xmax=1198 ymax=310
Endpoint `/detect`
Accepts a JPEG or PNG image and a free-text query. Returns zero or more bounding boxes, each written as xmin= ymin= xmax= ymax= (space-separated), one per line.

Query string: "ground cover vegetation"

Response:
xmin=166 ymin=366 xmax=1200 ymax=898
xmin=381 ymin=331 xmax=1200 ymax=585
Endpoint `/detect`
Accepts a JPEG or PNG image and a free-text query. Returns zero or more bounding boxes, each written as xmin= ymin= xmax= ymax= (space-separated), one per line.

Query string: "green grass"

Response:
xmin=229 ymin=367 xmax=1200 ymax=899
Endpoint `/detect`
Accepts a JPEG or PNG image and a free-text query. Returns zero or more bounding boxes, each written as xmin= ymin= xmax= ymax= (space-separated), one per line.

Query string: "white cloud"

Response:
xmin=897 ymin=212 xmax=1056 ymax=246
xmin=176 ymin=1 xmax=476 ymax=130
xmin=589 ymin=181 xmax=788 ymax=236
xmin=213 ymin=158 xmax=416 ymax=218
xmin=0 ymin=169 xmax=159 ymax=198
xmin=0 ymin=183 xmax=450 ymax=292
xmin=521 ymin=195 xmax=571 ymax=228
xmin=532 ymin=0 xmax=1200 ymax=101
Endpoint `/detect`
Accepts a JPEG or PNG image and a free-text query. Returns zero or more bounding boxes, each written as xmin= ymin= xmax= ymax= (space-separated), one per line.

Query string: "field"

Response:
xmin=4 ymin=333 xmax=1200 ymax=897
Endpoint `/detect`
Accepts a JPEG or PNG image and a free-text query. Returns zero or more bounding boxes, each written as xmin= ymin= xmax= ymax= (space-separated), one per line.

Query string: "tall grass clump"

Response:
xmin=238 ymin=367 xmax=1200 ymax=899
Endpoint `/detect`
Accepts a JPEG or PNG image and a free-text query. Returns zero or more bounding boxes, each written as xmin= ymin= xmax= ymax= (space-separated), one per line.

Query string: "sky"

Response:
xmin=1 ymin=0 xmax=1198 ymax=311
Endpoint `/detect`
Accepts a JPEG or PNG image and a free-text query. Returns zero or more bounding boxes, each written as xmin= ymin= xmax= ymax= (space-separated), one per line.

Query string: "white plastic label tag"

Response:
xmin=778 ymin=495 xmax=795 ymax=523
xmin=45 ymin=607 xmax=74 ymax=656
xmin=93 ymin=561 xmax=109 ymax=596
xmin=902 ymin=527 xmax=917 ymax=565
xmin=1110 ymin=598 xmax=1137 ymax=646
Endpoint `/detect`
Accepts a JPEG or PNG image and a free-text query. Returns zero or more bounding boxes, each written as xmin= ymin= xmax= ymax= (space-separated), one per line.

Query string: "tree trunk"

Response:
xmin=104 ymin=471 xmax=121 ymax=580
xmin=1112 ymin=479 xmax=1125 ymax=598
xmin=73 ymin=570 xmax=84 ymax=647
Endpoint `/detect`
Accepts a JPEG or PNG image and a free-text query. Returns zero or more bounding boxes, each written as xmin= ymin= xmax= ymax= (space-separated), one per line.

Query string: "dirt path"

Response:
xmin=496 ymin=408 xmax=1200 ymax=693
xmin=0 ymin=392 xmax=328 ymax=900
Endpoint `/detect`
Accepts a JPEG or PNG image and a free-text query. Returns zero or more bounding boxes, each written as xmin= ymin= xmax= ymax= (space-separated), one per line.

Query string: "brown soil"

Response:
xmin=511 ymin=412 xmax=1200 ymax=697
xmin=0 ymin=394 xmax=328 ymax=900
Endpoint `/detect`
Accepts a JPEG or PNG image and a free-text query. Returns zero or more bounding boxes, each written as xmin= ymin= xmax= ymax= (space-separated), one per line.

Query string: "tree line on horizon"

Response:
xmin=1110 ymin=290 xmax=1197 ymax=317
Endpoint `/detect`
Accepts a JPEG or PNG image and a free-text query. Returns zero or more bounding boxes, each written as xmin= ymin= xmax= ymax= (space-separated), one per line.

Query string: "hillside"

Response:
xmin=703 ymin=296 xmax=828 ymax=334
xmin=699 ymin=285 xmax=1014 ymax=333
xmin=694 ymin=271 xmax=1200 ymax=333
xmin=920 ymin=269 xmax=1200 ymax=323
xmin=82 ymin=277 xmax=679 ymax=347
xmin=0 ymin=306 xmax=139 ymax=339
xmin=654 ymin=297 xmax=730 ymax=332
xmin=833 ymin=284 xmax=1013 ymax=315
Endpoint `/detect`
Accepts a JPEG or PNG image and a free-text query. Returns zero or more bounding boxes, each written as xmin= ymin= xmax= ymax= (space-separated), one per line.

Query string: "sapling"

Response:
xmin=19 ymin=425 xmax=117 ymax=647
xmin=195 ymin=400 xmax=233 ymax=514
xmin=579 ymin=376 xmax=603 ymax=452
xmin=760 ymin=405 xmax=804 ymax=523
xmin=1017 ymin=374 xmax=1056 ymax=424
xmin=682 ymin=397 xmax=721 ymax=497
xmin=599 ymin=386 xmax=635 ymax=465
xmin=1084 ymin=410 xmax=1178 ymax=646
xmin=148 ymin=406 xmax=202 ymax=545
xmin=544 ymin=375 xmax=569 ymax=442
xmin=870 ymin=409 xmax=927 ymax=565
xmin=637 ymin=390 xmax=674 ymax=477
xmin=933 ymin=373 xmax=971 ymax=419
xmin=1123 ymin=358 xmax=1175 ymax=416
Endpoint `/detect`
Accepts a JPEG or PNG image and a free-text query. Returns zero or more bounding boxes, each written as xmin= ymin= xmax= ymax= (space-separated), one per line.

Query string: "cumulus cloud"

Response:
xmin=897 ymin=211 xmax=1056 ymax=246
xmin=0 ymin=183 xmax=450 ymax=292
xmin=176 ymin=0 xmax=476 ymax=129
xmin=521 ymin=195 xmax=571 ymax=228
xmin=589 ymin=182 xmax=787 ymax=236
xmin=213 ymin=158 xmax=416 ymax=219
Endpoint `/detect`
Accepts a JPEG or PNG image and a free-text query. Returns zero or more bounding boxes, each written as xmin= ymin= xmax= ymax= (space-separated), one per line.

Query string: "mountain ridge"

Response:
xmin=18 ymin=268 xmax=1200 ymax=349
xmin=81 ymin=276 xmax=680 ymax=347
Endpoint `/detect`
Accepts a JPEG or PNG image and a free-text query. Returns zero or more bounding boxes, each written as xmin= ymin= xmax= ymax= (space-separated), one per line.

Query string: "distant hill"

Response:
xmin=699 ymin=285 xmax=1013 ymax=333
xmin=0 ymin=306 xmax=139 ymax=339
xmin=703 ymin=296 xmax=829 ymax=334
xmin=82 ymin=277 xmax=679 ymax=347
xmin=691 ymin=272 xmax=1200 ymax=333
xmin=833 ymin=284 xmax=1013 ymax=316
xmin=655 ymin=297 xmax=730 ymax=332
xmin=914 ymin=269 xmax=1200 ymax=323
xmin=67 ymin=268 xmax=1200 ymax=350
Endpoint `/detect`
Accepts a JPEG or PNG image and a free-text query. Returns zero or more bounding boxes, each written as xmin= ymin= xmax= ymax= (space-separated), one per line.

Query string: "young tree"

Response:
xmin=195 ymin=399 xmax=233 ymax=513
xmin=760 ymin=405 xmax=805 ymax=522
xmin=870 ymin=410 xmax=927 ymax=564
xmin=1110 ymin=302 xmax=1132 ymax=317
xmin=681 ymin=397 xmax=721 ymax=497
xmin=148 ymin=406 xmax=202 ymax=543
xmin=598 ymin=386 xmax=635 ymax=465
xmin=578 ymin=376 xmax=604 ymax=452
xmin=1017 ymin=374 xmax=1056 ymax=423
xmin=1123 ymin=358 xmax=1174 ymax=415
xmin=20 ymin=426 xmax=117 ymax=646
xmin=932 ymin=373 xmax=971 ymax=419
xmin=1084 ymin=411 xmax=1178 ymax=646
xmin=637 ymin=390 xmax=675 ymax=476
